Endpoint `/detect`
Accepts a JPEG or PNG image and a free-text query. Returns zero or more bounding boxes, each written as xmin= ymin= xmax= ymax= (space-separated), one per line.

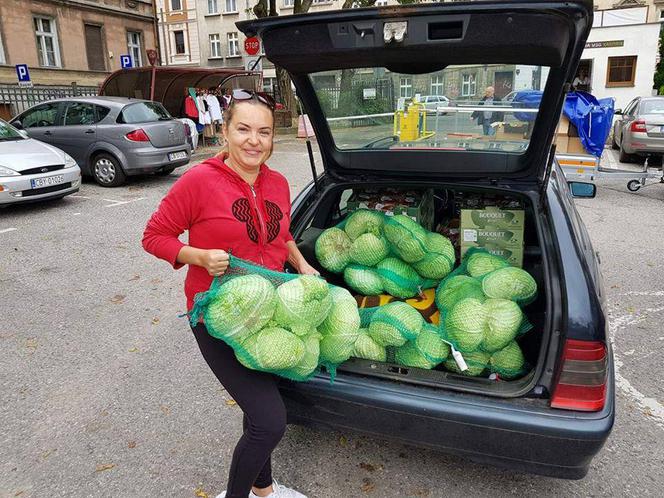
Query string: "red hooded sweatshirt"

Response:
xmin=142 ymin=155 xmax=293 ymax=311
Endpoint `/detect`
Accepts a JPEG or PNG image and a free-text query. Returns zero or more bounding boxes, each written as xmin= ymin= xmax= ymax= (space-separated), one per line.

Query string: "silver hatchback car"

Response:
xmin=613 ymin=96 xmax=664 ymax=164
xmin=10 ymin=96 xmax=191 ymax=187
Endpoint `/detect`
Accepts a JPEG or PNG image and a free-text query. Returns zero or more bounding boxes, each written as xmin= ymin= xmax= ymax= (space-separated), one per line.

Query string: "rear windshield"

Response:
xmin=118 ymin=102 xmax=172 ymax=124
xmin=310 ymin=64 xmax=549 ymax=153
xmin=640 ymin=100 xmax=664 ymax=115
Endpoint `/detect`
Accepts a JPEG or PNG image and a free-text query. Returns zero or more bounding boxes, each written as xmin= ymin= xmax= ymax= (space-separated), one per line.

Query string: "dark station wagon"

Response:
xmin=238 ymin=0 xmax=613 ymax=479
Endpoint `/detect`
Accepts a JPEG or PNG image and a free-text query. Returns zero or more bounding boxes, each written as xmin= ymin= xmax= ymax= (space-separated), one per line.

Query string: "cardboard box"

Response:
xmin=567 ymin=137 xmax=587 ymax=154
xmin=461 ymin=244 xmax=523 ymax=267
xmin=554 ymin=134 xmax=569 ymax=151
xmin=461 ymin=227 xmax=523 ymax=246
xmin=460 ymin=207 xmax=525 ymax=230
xmin=346 ymin=188 xmax=434 ymax=230
xmin=557 ymin=115 xmax=570 ymax=135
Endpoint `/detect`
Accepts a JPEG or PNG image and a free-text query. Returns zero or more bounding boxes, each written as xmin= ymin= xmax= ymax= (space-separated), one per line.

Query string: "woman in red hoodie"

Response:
xmin=143 ymin=90 xmax=315 ymax=498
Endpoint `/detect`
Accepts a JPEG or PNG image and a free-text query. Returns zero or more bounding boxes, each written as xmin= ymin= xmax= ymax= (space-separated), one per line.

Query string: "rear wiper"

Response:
xmin=362 ymin=135 xmax=399 ymax=149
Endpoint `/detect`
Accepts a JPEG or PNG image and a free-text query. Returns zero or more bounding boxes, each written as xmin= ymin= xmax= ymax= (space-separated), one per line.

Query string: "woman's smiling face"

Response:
xmin=222 ymin=101 xmax=274 ymax=172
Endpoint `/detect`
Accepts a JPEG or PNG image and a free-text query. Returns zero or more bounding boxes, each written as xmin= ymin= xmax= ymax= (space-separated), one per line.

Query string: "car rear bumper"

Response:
xmin=0 ymin=166 xmax=81 ymax=205
xmin=624 ymin=132 xmax=664 ymax=155
xmin=122 ymin=143 xmax=191 ymax=175
xmin=279 ymin=360 xmax=615 ymax=480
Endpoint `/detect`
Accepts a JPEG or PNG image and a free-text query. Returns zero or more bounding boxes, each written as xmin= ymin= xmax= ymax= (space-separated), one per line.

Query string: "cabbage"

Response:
xmin=444 ymin=298 xmax=487 ymax=352
xmin=466 ymin=251 xmax=510 ymax=278
xmin=376 ymin=257 xmax=423 ymax=299
xmin=344 ymin=209 xmax=385 ymax=241
xmin=482 ymin=267 xmax=537 ymax=303
xmin=444 ymin=350 xmax=490 ymax=376
xmin=482 ymin=299 xmax=524 ymax=352
xmin=205 ymin=274 xmax=276 ymax=342
xmin=273 ymin=276 xmax=332 ymax=332
xmin=415 ymin=324 xmax=450 ymax=363
xmin=290 ymin=332 xmax=321 ymax=378
xmin=435 ymin=275 xmax=485 ymax=313
xmin=383 ymin=214 xmax=428 ymax=263
xmin=315 ymin=228 xmax=352 ymax=273
xmin=426 ymin=233 xmax=455 ymax=263
xmin=349 ymin=233 xmax=390 ymax=266
xmin=413 ymin=253 xmax=453 ymax=280
xmin=368 ymin=301 xmax=424 ymax=347
xmin=489 ymin=341 xmax=525 ymax=379
xmin=318 ymin=287 xmax=361 ymax=364
xmin=343 ymin=264 xmax=384 ymax=296
xmin=239 ymin=327 xmax=305 ymax=370
xmin=395 ymin=341 xmax=436 ymax=369
xmin=353 ymin=329 xmax=387 ymax=362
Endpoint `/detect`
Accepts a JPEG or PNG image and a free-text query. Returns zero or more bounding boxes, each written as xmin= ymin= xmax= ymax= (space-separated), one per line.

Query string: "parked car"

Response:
xmin=0 ymin=119 xmax=81 ymax=205
xmin=238 ymin=0 xmax=613 ymax=480
xmin=420 ymin=94 xmax=452 ymax=114
xmin=612 ymin=96 xmax=664 ymax=164
xmin=10 ymin=96 xmax=191 ymax=187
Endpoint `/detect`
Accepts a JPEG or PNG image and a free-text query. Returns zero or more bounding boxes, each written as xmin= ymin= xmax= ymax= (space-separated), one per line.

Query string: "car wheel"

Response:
xmin=156 ymin=167 xmax=175 ymax=176
xmin=618 ymin=140 xmax=633 ymax=163
xmin=611 ymin=134 xmax=619 ymax=150
xmin=92 ymin=153 xmax=126 ymax=187
xmin=627 ymin=180 xmax=641 ymax=192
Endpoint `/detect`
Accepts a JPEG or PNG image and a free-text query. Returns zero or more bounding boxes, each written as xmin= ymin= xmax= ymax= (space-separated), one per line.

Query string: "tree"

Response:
xmin=654 ymin=25 xmax=664 ymax=94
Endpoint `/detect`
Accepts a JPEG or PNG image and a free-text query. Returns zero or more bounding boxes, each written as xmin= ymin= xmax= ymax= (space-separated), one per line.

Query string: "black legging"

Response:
xmin=191 ymin=323 xmax=287 ymax=498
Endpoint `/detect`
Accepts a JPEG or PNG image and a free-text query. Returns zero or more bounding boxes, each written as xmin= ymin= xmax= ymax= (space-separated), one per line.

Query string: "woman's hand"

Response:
xmin=297 ymin=260 xmax=320 ymax=276
xmin=199 ymin=249 xmax=230 ymax=277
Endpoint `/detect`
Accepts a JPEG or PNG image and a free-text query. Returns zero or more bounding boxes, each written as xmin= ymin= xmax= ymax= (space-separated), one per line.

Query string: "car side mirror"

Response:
xmin=568 ymin=181 xmax=596 ymax=198
xmin=12 ymin=120 xmax=23 ymax=129
xmin=614 ymin=109 xmax=623 ymax=115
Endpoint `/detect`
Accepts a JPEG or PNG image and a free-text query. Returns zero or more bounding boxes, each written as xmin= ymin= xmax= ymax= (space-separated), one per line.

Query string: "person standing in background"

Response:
xmin=470 ymin=86 xmax=503 ymax=136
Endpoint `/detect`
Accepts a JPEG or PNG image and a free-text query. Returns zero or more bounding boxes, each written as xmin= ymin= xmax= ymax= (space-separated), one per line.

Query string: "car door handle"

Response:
xmin=85 ymin=129 xmax=95 ymax=134
xmin=44 ymin=131 xmax=52 ymax=136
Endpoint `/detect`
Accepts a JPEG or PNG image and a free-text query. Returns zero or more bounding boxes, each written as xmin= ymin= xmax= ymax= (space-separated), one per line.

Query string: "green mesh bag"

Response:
xmin=394 ymin=341 xmax=436 ymax=369
xmin=383 ymin=214 xmax=429 ymax=263
xmin=480 ymin=298 xmax=525 ymax=353
xmin=412 ymin=233 xmax=455 ymax=280
xmin=189 ymin=256 xmax=359 ymax=382
xmin=481 ymin=266 xmax=538 ymax=306
xmin=368 ymin=301 xmax=424 ymax=347
xmin=343 ymin=264 xmax=384 ymax=296
xmin=441 ymin=297 xmax=488 ymax=352
xmin=488 ymin=340 xmax=529 ymax=379
xmin=352 ymin=328 xmax=387 ymax=362
xmin=435 ymin=274 xmax=486 ymax=316
xmin=344 ymin=209 xmax=386 ymax=241
xmin=444 ymin=350 xmax=490 ymax=377
xmin=376 ymin=257 xmax=438 ymax=299
xmin=415 ymin=324 xmax=451 ymax=364
xmin=465 ymin=251 xmax=510 ymax=278
xmin=315 ymin=227 xmax=352 ymax=273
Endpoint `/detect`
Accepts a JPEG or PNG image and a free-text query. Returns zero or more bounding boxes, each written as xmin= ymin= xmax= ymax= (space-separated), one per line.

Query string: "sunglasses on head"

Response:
xmin=231 ymin=89 xmax=276 ymax=110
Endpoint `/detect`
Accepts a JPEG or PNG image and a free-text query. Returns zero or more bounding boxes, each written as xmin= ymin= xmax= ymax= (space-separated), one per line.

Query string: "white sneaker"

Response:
xmin=215 ymin=492 xmax=226 ymax=498
xmin=249 ymin=479 xmax=307 ymax=498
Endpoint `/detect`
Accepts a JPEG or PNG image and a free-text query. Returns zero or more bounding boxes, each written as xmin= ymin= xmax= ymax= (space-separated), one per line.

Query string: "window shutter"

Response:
xmin=85 ymin=25 xmax=105 ymax=71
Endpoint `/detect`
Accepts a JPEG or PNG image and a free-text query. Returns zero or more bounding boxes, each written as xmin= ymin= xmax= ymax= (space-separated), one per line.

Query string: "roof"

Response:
xmin=44 ymin=96 xmax=149 ymax=107
xmin=99 ymin=66 xmax=262 ymax=117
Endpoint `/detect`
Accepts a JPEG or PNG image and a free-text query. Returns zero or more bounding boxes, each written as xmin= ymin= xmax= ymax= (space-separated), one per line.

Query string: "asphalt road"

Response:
xmin=1 ymin=142 xmax=663 ymax=498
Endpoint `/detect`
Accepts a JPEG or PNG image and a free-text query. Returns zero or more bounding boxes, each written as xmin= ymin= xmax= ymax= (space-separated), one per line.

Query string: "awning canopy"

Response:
xmin=99 ymin=66 xmax=261 ymax=117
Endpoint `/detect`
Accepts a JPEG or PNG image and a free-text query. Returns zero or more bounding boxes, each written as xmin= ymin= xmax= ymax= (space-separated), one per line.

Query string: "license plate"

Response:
xmin=31 ymin=174 xmax=65 ymax=189
xmin=168 ymin=151 xmax=187 ymax=161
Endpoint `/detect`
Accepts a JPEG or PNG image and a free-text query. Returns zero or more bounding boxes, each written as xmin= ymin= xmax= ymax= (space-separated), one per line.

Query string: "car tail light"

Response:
xmin=630 ymin=119 xmax=647 ymax=133
xmin=125 ymin=129 xmax=150 ymax=142
xmin=551 ymin=339 xmax=608 ymax=412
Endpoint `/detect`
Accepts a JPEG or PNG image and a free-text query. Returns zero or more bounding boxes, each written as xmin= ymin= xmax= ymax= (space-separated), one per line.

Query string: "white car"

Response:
xmin=0 ymin=119 xmax=81 ymax=205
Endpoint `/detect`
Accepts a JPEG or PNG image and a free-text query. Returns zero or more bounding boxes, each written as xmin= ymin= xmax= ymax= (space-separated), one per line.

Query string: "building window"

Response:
xmin=209 ymin=34 xmax=221 ymax=58
xmin=225 ymin=0 xmax=237 ymax=12
xmin=283 ymin=0 xmax=294 ymax=7
xmin=606 ymin=56 xmax=637 ymax=87
xmin=227 ymin=32 xmax=239 ymax=57
xmin=399 ymin=77 xmax=412 ymax=98
xmin=375 ymin=0 xmax=388 ymax=5
xmin=313 ymin=0 xmax=328 ymax=3
xmin=0 ymin=30 xmax=6 ymax=64
xmin=84 ymin=24 xmax=105 ymax=71
xmin=174 ymin=30 xmax=185 ymax=54
xmin=462 ymin=73 xmax=476 ymax=97
xmin=208 ymin=0 xmax=219 ymax=14
xmin=431 ymin=75 xmax=444 ymax=96
xmin=127 ymin=31 xmax=142 ymax=67
xmin=34 ymin=17 xmax=61 ymax=67
xmin=263 ymin=77 xmax=277 ymax=93
xmin=171 ymin=0 xmax=182 ymax=11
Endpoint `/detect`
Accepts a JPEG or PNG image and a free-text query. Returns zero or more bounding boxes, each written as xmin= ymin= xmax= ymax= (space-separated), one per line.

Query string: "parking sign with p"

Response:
xmin=16 ymin=64 xmax=32 ymax=87
xmin=120 ymin=55 xmax=133 ymax=69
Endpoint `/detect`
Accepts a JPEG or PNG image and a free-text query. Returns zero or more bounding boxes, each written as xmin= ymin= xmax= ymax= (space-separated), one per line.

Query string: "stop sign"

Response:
xmin=244 ymin=37 xmax=260 ymax=56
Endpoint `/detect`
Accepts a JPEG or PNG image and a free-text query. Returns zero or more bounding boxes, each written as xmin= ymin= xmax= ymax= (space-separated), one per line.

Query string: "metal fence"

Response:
xmin=0 ymin=83 xmax=98 ymax=119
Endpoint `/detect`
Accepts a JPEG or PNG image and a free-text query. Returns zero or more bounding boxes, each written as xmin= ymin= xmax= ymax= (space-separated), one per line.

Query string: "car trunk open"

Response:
xmin=237 ymin=1 xmax=592 ymax=398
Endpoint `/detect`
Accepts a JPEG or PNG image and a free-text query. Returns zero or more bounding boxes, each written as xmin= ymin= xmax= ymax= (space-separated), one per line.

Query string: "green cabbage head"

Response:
xmin=435 ymin=275 xmax=485 ymax=312
xmin=490 ymin=340 xmax=526 ymax=379
xmin=383 ymin=214 xmax=428 ymax=263
xmin=344 ymin=264 xmax=384 ymax=296
xmin=315 ymin=227 xmax=352 ymax=273
xmin=466 ymin=251 xmax=510 ymax=278
xmin=352 ymin=329 xmax=387 ymax=362
xmin=482 ymin=298 xmax=524 ymax=353
xmin=444 ymin=350 xmax=490 ymax=377
xmin=344 ymin=209 xmax=385 ymax=240
xmin=482 ymin=267 xmax=537 ymax=303
xmin=395 ymin=341 xmax=436 ymax=369
xmin=349 ymin=233 xmax=390 ymax=266
xmin=274 ymin=275 xmax=332 ymax=332
xmin=239 ymin=327 xmax=305 ymax=370
xmin=444 ymin=297 xmax=488 ymax=352
xmin=368 ymin=301 xmax=424 ymax=347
